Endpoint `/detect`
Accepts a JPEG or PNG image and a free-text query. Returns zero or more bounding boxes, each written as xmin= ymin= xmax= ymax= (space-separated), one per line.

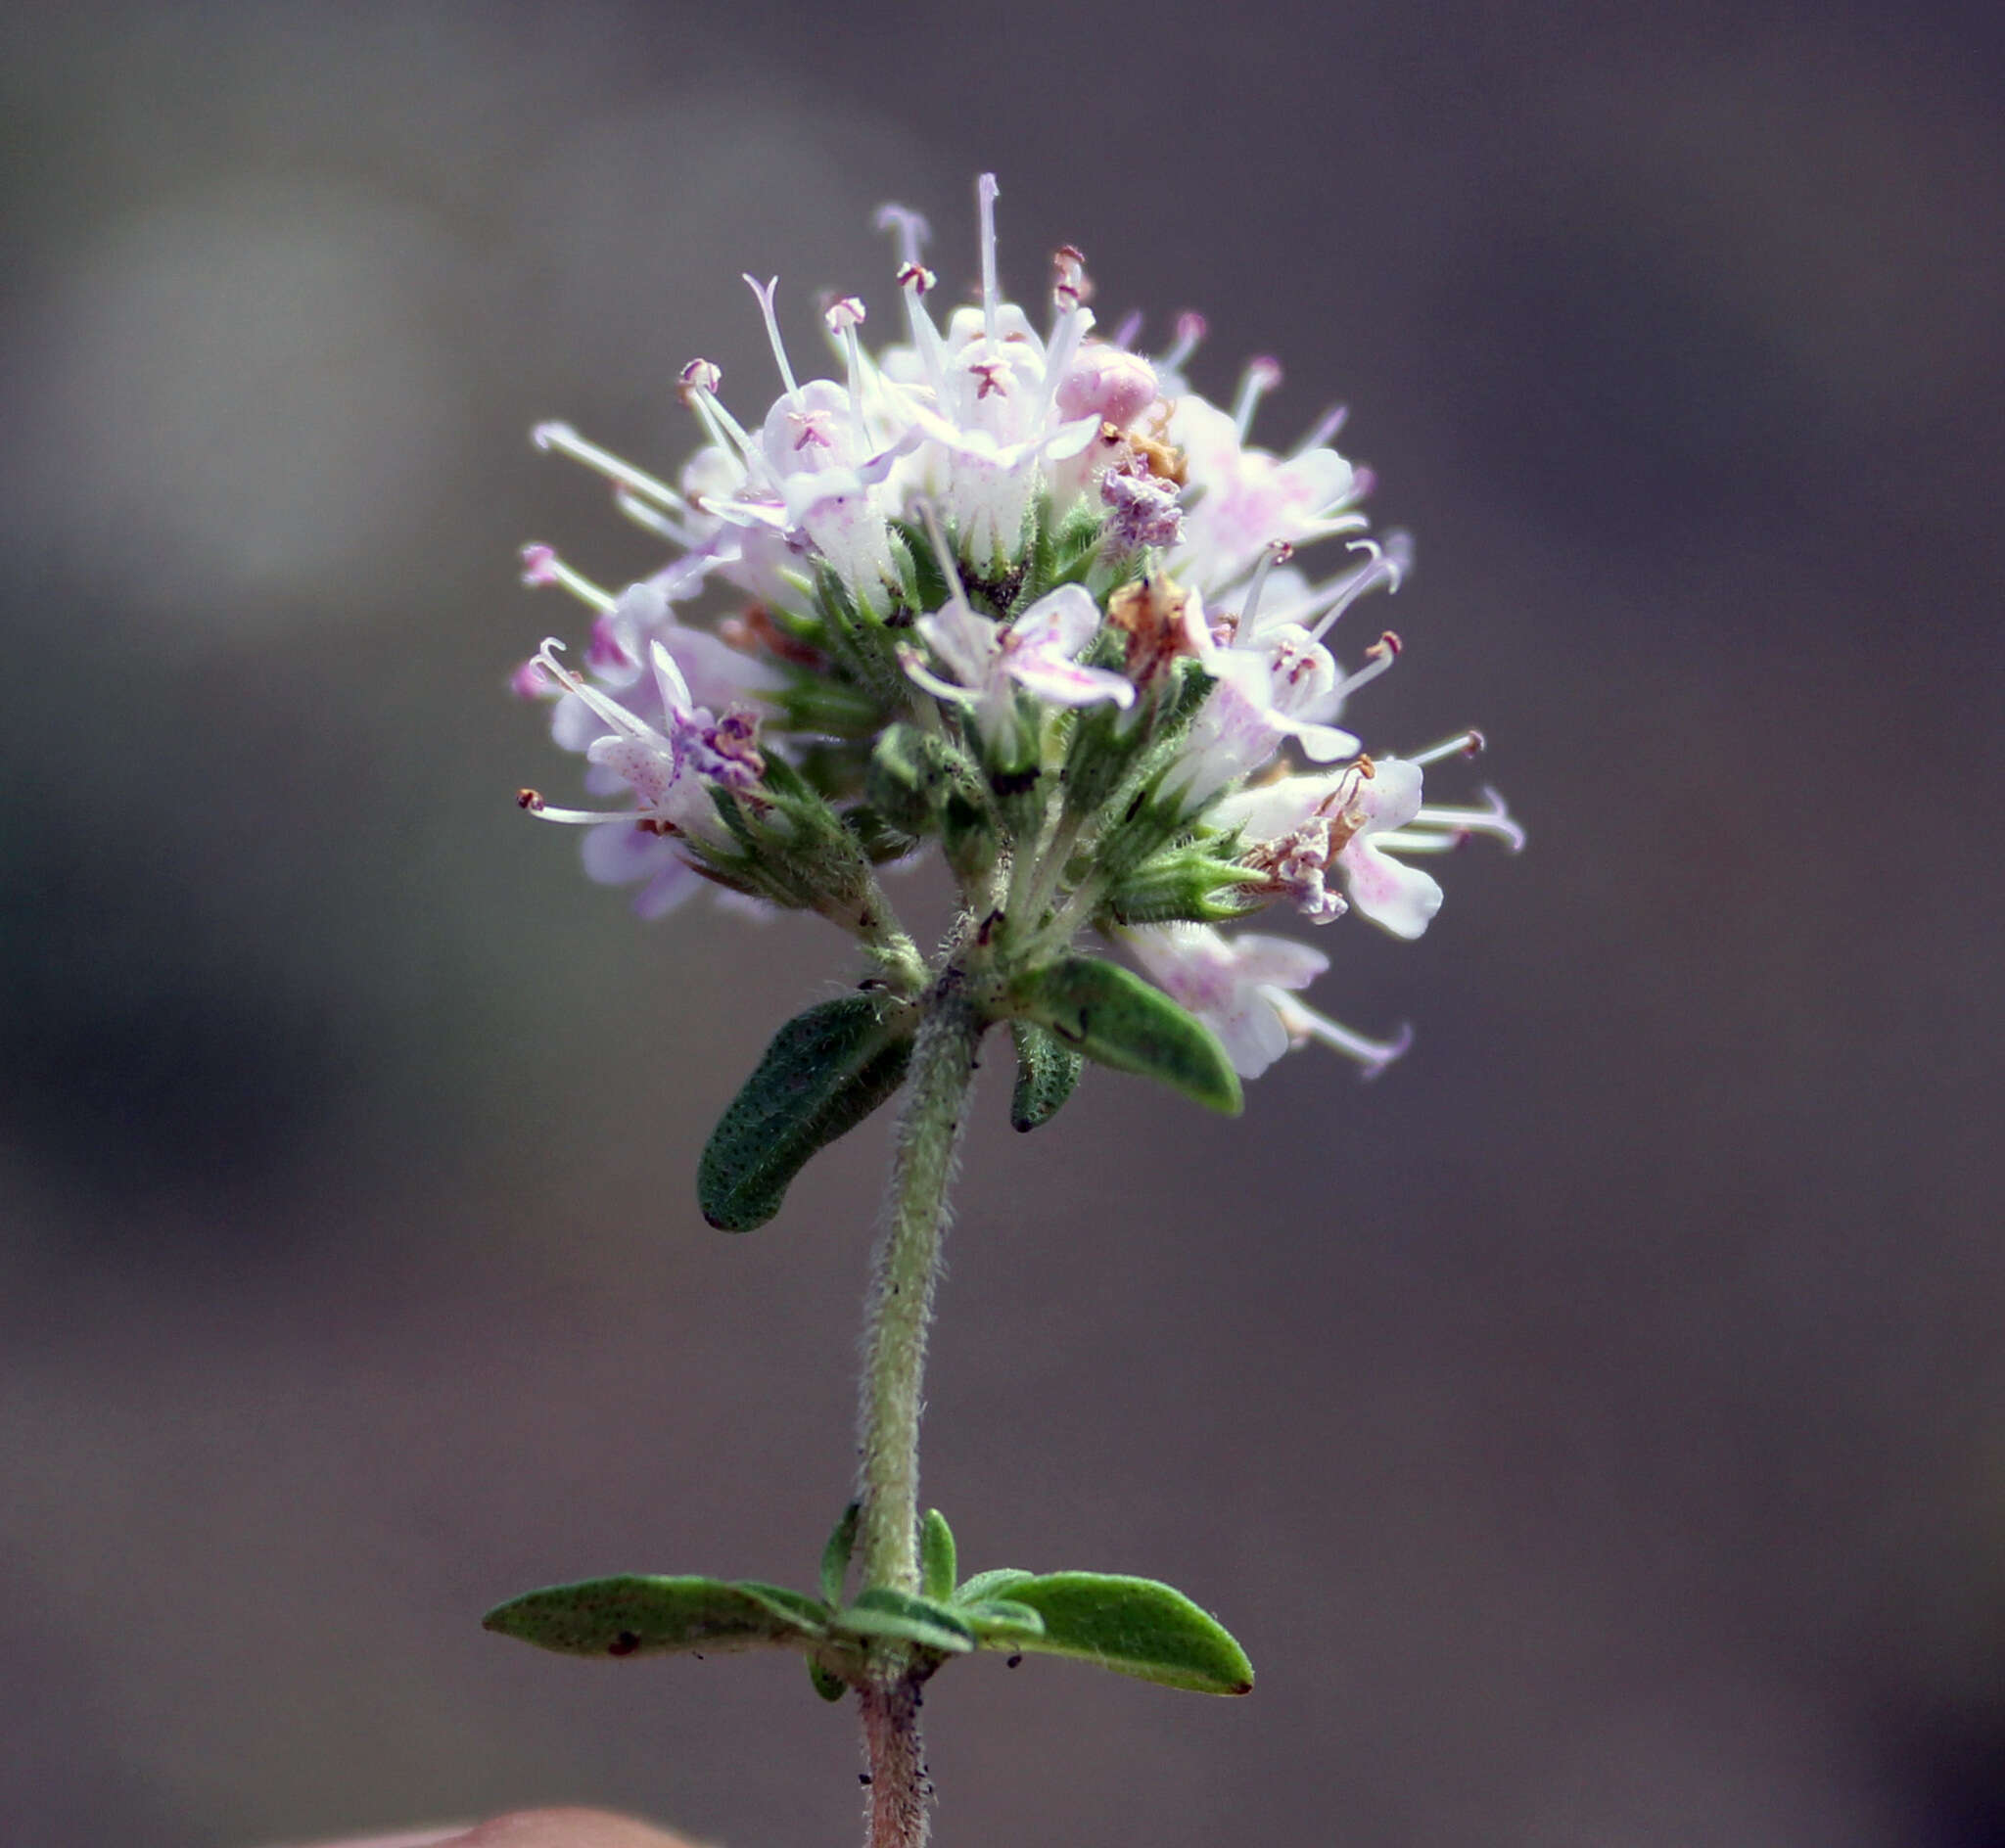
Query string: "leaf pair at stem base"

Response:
xmin=484 ymin=1506 xmax=1252 ymax=1700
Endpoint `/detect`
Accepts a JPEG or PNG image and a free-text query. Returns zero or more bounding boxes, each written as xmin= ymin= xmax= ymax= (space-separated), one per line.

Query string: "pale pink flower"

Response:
xmin=905 ymin=582 xmax=1135 ymax=748
xmin=1123 ymin=923 xmax=1410 ymax=1079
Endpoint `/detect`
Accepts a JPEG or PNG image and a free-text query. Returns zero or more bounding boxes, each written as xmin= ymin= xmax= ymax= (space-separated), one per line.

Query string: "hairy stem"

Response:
xmin=858 ymin=1677 xmax=931 ymax=1848
xmin=854 ymin=979 xmax=984 ymax=1848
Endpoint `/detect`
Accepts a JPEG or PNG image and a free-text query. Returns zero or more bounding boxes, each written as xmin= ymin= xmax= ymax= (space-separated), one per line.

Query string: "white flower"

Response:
xmin=904 ymin=582 xmax=1135 ymax=749
xmin=1213 ymin=758 xmax=1444 ymax=938
xmin=1161 ymin=538 xmax=1414 ymax=810
xmin=1123 ymin=923 xmax=1410 ymax=1079
xmin=876 ymin=182 xmax=1114 ymax=570
xmin=1167 ymin=388 xmax=1365 ymax=591
xmin=517 ymin=637 xmax=763 ymax=848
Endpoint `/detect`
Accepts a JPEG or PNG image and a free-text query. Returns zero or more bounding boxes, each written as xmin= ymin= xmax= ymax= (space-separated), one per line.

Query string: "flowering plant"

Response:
xmin=494 ymin=174 xmax=1518 ymax=1848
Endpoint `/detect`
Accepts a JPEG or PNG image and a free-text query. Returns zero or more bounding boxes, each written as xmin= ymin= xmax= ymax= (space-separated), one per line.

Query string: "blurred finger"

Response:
xmin=288 ymin=1810 xmax=699 ymax=1848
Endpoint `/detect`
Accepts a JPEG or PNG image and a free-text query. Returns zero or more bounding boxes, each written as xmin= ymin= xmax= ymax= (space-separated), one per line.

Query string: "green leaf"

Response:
xmin=1006 ymin=957 xmax=1242 ymax=1116
xmin=731 ymin=1581 xmax=830 ymax=1636
xmin=820 ymin=1501 xmax=861 ymax=1607
xmin=960 ymin=1598 xmax=1046 ymax=1640
xmin=920 ymin=1508 xmax=957 ymax=1602
xmin=953 ymin=1567 xmax=1035 ymax=1603
xmin=807 ymin=1656 xmax=849 ymax=1702
xmin=836 ymin=1588 xmax=976 ymax=1655
xmin=1008 ymin=1021 xmax=1083 ymax=1132
xmin=483 ymin=1576 xmax=821 ymax=1660
xmin=698 ymin=994 xmax=918 ymax=1230
xmin=990 ymin=1572 xmax=1253 ymax=1695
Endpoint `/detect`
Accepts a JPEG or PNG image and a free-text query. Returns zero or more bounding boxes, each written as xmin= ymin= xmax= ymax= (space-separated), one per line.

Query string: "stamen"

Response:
xmin=520 ymin=544 xmax=616 ymax=612
xmin=911 ymin=496 xmax=971 ymax=613
xmin=874 ymin=203 xmax=931 ymax=272
xmin=1407 ymin=729 xmax=1485 ymax=768
xmin=1231 ymin=357 xmax=1283 ymax=441
xmin=897 ymin=644 xmax=977 ymax=709
xmin=532 ymin=636 xmax=658 ymax=745
xmin=1364 ymin=830 xmax=1462 ymax=855
xmin=1051 ymin=245 xmax=1089 ymax=310
xmin=1108 ymin=309 xmax=1143 ymax=351
xmin=1269 ymin=993 xmax=1413 ymax=1078
xmin=1295 ymin=404 xmax=1349 ymax=453
xmin=1408 ymin=788 xmax=1525 ymax=853
xmin=892 ymin=265 xmax=947 ymax=398
xmin=1299 ymin=533 xmax=1411 ymax=642
xmin=519 ymin=798 xmax=645 ymax=827
xmin=1332 ymin=631 xmax=1401 ymax=702
xmin=1238 ymin=540 xmax=1294 ymax=632
xmin=976 ymin=173 xmax=1002 ymax=350
xmin=1035 ymin=257 xmax=1094 ymax=426
xmin=613 ymin=488 xmax=698 ymax=548
xmin=532 ymin=422 xmax=691 ymax=516
xmin=677 ymin=360 xmax=776 ymax=490
xmin=825 ymin=297 xmax=872 ymax=445
xmin=1158 ymin=312 xmax=1208 ymax=377
xmin=743 ymin=274 xmax=801 ymax=404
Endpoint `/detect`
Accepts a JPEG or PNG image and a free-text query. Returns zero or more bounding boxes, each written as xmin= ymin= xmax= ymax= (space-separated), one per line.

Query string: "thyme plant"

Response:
xmin=493 ymin=174 xmax=1519 ymax=1848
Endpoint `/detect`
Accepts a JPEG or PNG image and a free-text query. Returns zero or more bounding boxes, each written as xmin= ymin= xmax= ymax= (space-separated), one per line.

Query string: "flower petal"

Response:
xmin=1339 ymin=839 xmax=1443 ymax=940
xmin=1006 ymin=655 xmax=1136 ymax=710
xmin=1010 ymin=582 xmax=1100 ymax=656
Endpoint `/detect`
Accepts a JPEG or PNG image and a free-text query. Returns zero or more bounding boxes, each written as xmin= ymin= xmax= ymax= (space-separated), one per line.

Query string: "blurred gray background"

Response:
xmin=3 ymin=1 xmax=2002 ymax=1843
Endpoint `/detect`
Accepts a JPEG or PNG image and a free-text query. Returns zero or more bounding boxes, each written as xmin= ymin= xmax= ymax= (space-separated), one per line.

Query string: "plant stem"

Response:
xmin=854 ymin=978 xmax=984 ymax=1848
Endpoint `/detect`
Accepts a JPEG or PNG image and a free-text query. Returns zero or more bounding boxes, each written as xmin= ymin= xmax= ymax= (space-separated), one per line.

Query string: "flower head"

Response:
xmin=510 ymin=173 xmax=1516 ymax=1076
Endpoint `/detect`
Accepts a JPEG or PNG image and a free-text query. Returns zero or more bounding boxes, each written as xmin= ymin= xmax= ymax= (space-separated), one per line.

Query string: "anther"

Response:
xmin=1332 ymin=632 xmax=1401 ymax=702
xmin=519 ymin=544 xmax=616 ymax=612
xmin=896 ymin=261 xmax=936 ymax=295
xmin=516 ymin=788 xmax=544 ymax=810
xmin=677 ymin=358 xmax=723 ymax=400
xmin=1051 ymin=244 xmax=1090 ymax=309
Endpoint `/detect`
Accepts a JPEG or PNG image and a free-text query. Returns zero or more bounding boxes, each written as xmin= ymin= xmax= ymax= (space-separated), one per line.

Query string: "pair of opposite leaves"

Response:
xmin=486 ymin=1505 xmax=1253 ymax=1699
xmin=698 ymin=955 xmax=1242 ymax=1233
